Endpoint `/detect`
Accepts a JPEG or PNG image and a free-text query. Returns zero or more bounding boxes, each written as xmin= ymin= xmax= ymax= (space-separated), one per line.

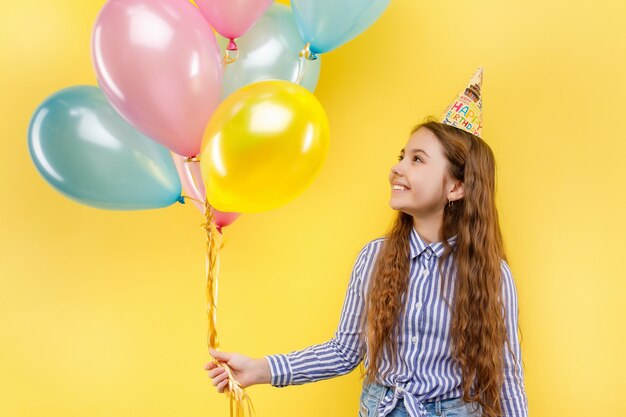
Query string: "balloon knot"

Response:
xmin=177 ymin=196 xmax=186 ymax=204
xmin=299 ymin=42 xmax=318 ymax=61
xmin=226 ymin=39 xmax=238 ymax=51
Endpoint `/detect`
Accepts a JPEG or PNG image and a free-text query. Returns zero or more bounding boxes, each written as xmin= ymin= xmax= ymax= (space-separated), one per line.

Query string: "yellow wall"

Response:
xmin=1 ymin=0 xmax=625 ymax=416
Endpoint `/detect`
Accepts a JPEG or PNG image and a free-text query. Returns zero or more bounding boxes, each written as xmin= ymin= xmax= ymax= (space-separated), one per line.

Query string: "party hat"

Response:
xmin=439 ymin=66 xmax=484 ymax=138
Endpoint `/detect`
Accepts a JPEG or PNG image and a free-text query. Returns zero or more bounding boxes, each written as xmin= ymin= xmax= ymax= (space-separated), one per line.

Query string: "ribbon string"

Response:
xmin=199 ymin=196 xmax=256 ymax=417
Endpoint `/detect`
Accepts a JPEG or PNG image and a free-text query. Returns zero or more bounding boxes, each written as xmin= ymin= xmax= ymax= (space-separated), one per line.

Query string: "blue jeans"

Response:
xmin=358 ymin=381 xmax=483 ymax=417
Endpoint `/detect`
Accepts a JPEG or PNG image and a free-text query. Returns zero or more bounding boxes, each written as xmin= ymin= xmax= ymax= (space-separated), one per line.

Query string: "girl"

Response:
xmin=204 ymin=69 xmax=529 ymax=417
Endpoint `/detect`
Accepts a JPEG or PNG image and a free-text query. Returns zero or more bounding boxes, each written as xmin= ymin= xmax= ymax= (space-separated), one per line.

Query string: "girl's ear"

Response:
xmin=449 ymin=180 xmax=464 ymax=201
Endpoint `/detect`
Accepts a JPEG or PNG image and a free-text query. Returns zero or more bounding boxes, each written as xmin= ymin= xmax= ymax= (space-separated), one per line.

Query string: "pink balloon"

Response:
xmin=171 ymin=153 xmax=241 ymax=232
xmin=92 ymin=0 xmax=223 ymax=157
xmin=194 ymin=0 xmax=274 ymax=50
xmin=213 ymin=211 xmax=240 ymax=232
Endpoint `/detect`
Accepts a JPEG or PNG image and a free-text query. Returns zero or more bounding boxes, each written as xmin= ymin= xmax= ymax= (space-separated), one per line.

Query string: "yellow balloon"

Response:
xmin=199 ymin=80 xmax=330 ymax=213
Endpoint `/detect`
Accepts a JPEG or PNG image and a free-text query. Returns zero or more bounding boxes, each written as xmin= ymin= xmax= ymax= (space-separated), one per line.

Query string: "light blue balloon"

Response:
xmin=27 ymin=85 xmax=183 ymax=210
xmin=216 ymin=3 xmax=321 ymax=100
xmin=292 ymin=0 xmax=390 ymax=56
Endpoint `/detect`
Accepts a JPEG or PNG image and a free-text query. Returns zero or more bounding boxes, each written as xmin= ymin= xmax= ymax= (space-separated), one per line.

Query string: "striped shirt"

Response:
xmin=265 ymin=225 xmax=528 ymax=417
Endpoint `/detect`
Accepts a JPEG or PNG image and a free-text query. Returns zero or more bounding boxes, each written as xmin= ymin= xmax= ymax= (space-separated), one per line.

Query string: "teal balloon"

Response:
xmin=292 ymin=0 xmax=390 ymax=55
xmin=216 ymin=3 xmax=321 ymax=100
xmin=28 ymin=85 xmax=183 ymax=210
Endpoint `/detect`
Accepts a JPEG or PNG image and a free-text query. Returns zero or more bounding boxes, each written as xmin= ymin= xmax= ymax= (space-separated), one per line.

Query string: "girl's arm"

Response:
xmin=500 ymin=260 xmax=530 ymax=416
xmin=264 ymin=243 xmax=372 ymax=387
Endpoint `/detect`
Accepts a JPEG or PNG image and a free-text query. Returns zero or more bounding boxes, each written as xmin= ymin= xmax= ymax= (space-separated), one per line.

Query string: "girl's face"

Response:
xmin=388 ymin=127 xmax=458 ymax=217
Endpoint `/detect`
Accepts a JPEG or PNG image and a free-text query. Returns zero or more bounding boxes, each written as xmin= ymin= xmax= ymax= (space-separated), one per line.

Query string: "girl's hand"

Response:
xmin=203 ymin=348 xmax=271 ymax=393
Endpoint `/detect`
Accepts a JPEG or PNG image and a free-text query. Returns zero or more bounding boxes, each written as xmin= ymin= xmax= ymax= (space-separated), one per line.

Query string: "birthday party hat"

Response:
xmin=439 ymin=66 xmax=484 ymax=138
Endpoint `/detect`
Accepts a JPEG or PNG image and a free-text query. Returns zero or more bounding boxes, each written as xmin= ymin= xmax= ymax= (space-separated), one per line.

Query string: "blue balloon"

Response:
xmin=292 ymin=0 xmax=391 ymax=56
xmin=28 ymin=85 xmax=183 ymax=210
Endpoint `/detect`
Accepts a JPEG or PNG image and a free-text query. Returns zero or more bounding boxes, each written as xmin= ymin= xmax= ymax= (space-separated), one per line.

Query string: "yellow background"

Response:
xmin=1 ymin=0 xmax=625 ymax=416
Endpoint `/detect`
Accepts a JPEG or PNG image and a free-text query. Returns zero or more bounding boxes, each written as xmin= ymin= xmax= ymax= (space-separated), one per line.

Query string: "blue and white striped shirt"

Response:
xmin=265 ymin=225 xmax=528 ymax=417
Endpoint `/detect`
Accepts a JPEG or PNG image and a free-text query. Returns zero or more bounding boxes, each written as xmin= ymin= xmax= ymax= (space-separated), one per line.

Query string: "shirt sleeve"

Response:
xmin=500 ymin=260 xmax=529 ymax=416
xmin=264 ymin=242 xmax=372 ymax=387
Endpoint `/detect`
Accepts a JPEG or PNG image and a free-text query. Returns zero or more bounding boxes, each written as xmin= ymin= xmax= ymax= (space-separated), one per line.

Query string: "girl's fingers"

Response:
xmin=217 ymin=378 xmax=229 ymax=393
xmin=207 ymin=366 xmax=225 ymax=378
xmin=212 ymin=370 xmax=229 ymax=386
xmin=204 ymin=361 xmax=233 ymax=393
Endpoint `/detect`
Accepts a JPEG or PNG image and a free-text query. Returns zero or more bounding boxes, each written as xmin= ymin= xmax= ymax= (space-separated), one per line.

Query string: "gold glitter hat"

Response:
xmin=439 ymin=66 xmax=484 ymax=138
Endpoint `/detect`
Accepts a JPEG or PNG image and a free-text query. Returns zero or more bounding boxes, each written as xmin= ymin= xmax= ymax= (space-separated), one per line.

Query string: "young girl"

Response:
xmin=204 ymin=68 xmax=529 ymax=417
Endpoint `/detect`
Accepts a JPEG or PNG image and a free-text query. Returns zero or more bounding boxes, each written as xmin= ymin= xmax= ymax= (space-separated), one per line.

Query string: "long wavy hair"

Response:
xmin=357 ymin=117 xmax=522 ymax=417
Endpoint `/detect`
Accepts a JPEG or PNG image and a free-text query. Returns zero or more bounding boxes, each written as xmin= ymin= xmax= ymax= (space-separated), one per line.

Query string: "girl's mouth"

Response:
xmin=392 ymin=185 xmax=410 ymax=192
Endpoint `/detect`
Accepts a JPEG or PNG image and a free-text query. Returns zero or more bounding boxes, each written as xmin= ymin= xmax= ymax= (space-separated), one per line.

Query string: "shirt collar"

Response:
xmin=409 ymin=225 xmax=457 ymax=260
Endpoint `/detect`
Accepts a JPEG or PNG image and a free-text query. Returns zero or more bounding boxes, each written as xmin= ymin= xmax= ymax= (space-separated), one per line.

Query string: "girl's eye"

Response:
xmin=396 ymin=155 xmax=422 ymax=162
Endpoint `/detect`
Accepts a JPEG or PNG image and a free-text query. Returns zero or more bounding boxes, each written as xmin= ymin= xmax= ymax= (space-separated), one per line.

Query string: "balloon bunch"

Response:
xmin=27 ymin=0 xmax=389 ymax=416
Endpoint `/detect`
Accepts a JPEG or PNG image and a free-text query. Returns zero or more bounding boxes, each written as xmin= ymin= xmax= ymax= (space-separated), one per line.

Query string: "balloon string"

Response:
xmin=223 ymin=48 xmax=239 ymax=65
xmin=181 ymin=156 xmax=207 ymax=214
xmin=183 ymin=157 xmax=206 ymax=213
xmin=295 ymin=42 xmax=316 ymax=85
xmin=180 ymin=195 xmax=205 ymax=205
xmin=176 ymin=153 xmax=200 ymax=201
xmin=201 ymin=197 xmax=256 ymax=417
xmin=295 ymin=56 xmax=306 ymax=85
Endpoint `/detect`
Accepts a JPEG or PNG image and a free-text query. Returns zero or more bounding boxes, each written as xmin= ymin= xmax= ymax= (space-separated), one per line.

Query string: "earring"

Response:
xmin=448 ymin=197 xmax=453 ymax=208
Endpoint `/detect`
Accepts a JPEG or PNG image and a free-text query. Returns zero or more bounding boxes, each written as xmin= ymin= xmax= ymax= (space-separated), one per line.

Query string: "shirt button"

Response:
xmin=415 ymin=301 xmax=422 ymax=309
xmin=420 ymin=269 xmax=428 ymax=277
xmin=411 ymin=336 xmax=418 ymax=343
